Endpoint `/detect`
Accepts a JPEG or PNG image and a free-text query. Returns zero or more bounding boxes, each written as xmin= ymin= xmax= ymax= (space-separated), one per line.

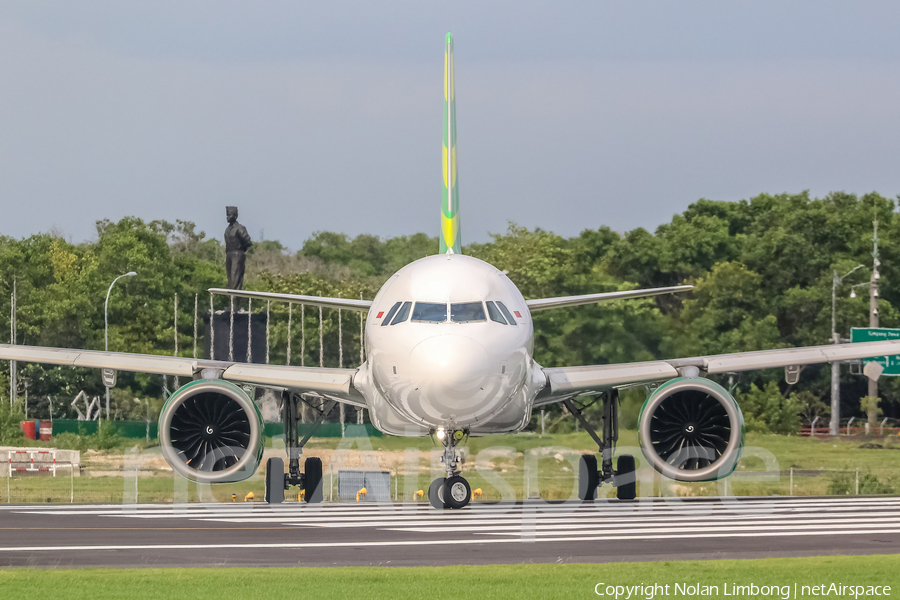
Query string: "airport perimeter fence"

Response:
xmin=31 ymin=420 xmax=381 ymax=440
xmin=3 ymin=446 xmax=899 ymax=505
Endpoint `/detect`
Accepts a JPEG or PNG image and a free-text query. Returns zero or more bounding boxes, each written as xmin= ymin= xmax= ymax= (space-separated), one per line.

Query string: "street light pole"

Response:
xmin=869 ymin=219 xmax=880 ymax=402
xmin=104 ymin=271 xmax=137 ymax=420
xmin=830 ymin=264 xmax=864 ymax=436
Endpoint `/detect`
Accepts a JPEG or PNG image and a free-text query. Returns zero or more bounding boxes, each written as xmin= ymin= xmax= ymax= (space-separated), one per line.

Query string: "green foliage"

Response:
xmin=861 ymin=395 xmax=882 ymax=428
xmin=827 ymin=470 xmax=895 ymax=495
xmin=298 ymin=231 xmax=437 ymax=278
xmin=859 ymin=472 xmax=894 ymax=494
xmin=0 ymin=556 xmax=896 ymax=600
xmin=0 ymin=401 xmax=25 ymax=445
xmin=40 ymin=420 xmax=126 ymax=452
xmin=1 ymin=189 xmax=898 ymax=436
xmin=795 ymin=390 xmax=830 ymax=426
xmin=94 ymin=419 xmax=124 ymax=449
xmin=468 ymin=224 xmax=572 ymax=299
xmin=678 ymin=263 xmax=784 ymax=358
xmin=735 ymin=382 xmax=802 ymax=434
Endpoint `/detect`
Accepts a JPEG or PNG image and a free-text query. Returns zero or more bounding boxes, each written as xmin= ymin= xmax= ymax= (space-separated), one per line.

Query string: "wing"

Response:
xmin=208 ymin=288 xmax=372 ymax=312
xmin=525 ymin=285 xmax=692 ymax=312
xmin=0 ymin=344 xmax=366 ymax=407
xmin=534 ymin=339 xmax=900 ymax=407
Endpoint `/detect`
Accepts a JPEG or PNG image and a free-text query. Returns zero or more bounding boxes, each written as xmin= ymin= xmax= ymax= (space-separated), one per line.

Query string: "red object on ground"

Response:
xmin=20 ymin=421 xmax=36 ymax=440
xmin=39 ymin=420 xmax=52 ymax=441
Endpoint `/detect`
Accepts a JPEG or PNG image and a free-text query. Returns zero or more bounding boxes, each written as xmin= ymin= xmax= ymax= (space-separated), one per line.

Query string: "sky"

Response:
xmin=1 ymin=2 xmax=899 ymax=250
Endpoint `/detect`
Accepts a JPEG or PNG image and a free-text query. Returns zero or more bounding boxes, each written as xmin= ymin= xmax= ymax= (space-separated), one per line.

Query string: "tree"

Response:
xmin=860 ymin=396 xmax=882 ymax=431
xmin=0 ymin=401 xmax=25 ymax=445
xmin=795 ymin=390 xmax=830 ymax=428
xmin=1 ymin=187 xmax=898 ymax=431
xmin=736 ymin=382 xmax=802 ymax=434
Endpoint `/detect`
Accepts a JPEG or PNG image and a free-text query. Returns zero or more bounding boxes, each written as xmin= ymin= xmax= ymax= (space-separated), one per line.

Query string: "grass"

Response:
xmin=3 ymin=430 xmax=900 ymax=503
xmin=0 ymin=556 xmax=898 ymax=599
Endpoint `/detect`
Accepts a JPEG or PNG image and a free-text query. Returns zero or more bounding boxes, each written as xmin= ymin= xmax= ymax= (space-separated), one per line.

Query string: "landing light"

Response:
xmin=436 ymin=428 xmax=446 ymax=440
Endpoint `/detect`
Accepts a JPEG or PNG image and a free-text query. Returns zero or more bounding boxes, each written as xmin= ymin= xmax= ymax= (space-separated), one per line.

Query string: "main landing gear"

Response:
xmin=265 ymin=391 xmax=337 ymax=504
xmin=428 ymin=428 xmax=471 ymax=509
xmin=565 ymin=390 xmax=637 ymax=501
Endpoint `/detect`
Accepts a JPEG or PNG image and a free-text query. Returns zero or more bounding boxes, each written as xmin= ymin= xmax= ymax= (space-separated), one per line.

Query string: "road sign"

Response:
xmin=101 ymin=368 xmax=117 ymax=388
xmin=850 ymin=327 xmax=900 ymax=376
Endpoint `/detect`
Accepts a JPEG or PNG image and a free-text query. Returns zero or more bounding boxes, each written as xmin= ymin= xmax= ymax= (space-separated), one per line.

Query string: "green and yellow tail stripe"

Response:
xmin=440 ymin=32 xmax=461 ymax=255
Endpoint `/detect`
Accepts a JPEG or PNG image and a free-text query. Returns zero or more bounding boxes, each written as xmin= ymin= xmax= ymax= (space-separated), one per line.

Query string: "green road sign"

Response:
xmin=850 ymin=327 xmax=900 ymax=376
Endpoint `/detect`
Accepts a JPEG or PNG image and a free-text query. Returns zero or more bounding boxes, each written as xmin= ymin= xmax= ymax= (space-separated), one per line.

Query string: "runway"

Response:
xmin=0 ymin=496 xmax=898 ymax=567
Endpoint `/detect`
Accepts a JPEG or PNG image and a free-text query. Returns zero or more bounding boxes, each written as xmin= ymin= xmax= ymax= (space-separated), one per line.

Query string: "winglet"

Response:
xmin=440 ymin=33 xmax=462 ymax=255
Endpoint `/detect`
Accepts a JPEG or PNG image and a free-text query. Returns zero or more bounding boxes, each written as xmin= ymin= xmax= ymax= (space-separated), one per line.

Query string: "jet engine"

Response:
xmin=158 ymin=379 xmax=264 ymax=484
xmin=638 ymin=377 xmax=744 ymax=482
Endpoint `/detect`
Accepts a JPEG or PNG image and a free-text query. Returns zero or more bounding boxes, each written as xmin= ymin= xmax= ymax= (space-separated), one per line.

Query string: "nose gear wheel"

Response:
xmin=428 ymin=475 xmax=471 ymax=509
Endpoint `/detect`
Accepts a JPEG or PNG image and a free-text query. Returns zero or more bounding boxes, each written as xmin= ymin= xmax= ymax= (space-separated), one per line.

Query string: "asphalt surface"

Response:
xmin=0 ymin=496 xmax=898 ymax=567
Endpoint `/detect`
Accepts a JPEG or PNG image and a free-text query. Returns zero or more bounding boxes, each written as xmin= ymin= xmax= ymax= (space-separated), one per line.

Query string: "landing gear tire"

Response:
xmin=616 ymin=454 xmax=636 ymax=501
xmin=428 ymin=477 xmax=446 ymax=509
xmin=444 ymin=475 xmax=471 ymax=509
xmin=578 ymin=454 xmax=598 ymax=501
xmin=265 ymin=457 xmax=285 ymax=505
xmin=304 ymin=457 xmax=323 ymax=503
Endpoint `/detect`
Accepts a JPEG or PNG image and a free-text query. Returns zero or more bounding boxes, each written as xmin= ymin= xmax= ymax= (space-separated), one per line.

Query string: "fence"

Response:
xmin=3 ymin=460 xmax=898 ymax=505
xmin=50 ymin=419 xmax=159 ymax=438
xmin=337 ymin=470 xmax=392 ymax=502
xmin=264 ymin=423 xmax=381 ymax=438
xmin=42 ymin=419 xmax=381 ymax=440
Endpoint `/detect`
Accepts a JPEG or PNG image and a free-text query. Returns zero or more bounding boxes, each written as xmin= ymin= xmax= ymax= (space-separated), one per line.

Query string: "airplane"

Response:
xmin=2 ymin=33 xmax=899 ymax=509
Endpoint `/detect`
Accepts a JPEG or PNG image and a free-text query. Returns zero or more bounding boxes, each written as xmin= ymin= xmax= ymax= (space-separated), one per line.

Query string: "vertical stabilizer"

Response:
xmin=441 ymin=33 xmax=462 ymax=255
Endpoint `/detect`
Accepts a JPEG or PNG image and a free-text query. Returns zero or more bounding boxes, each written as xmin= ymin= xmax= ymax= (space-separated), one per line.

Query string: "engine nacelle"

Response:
xmin=638 ymin=377 xmax=744 ymax=482
xmin=159 ymin=379 xmax=264 ymax=484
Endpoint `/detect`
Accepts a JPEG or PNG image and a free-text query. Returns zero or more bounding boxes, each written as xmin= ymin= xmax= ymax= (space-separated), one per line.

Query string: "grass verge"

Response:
xmin=0 ymin=555 xmax=898 ymax=599
xmin=4 ymin=430 xmax=900 ymax=503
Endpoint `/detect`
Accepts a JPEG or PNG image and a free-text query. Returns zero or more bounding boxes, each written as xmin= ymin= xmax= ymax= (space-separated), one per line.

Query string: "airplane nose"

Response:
xmin=408 ymin=335 xmax=491 ymax=409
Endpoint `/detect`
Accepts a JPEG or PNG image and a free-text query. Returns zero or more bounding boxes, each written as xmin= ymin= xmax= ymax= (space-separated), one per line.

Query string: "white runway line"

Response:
xmin=1 ymin=496 xmax=897 ymax=552
xmin=12 ymin=497 xmax=900 ymax=518
xmin=3 ymin=527 xmax=900 ymax=553
xmin=184 ymin=509 xmax=900 ymax=528
xmin=384 ymin=516 xmax=900 ymax=534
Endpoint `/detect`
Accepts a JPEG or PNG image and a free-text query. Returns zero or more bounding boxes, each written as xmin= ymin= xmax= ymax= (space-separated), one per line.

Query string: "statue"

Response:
xmin=224 ymin=206 xmax=252 ymax=290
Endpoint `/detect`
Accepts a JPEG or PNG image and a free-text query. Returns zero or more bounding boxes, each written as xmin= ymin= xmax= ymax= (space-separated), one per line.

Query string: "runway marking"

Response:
xmin=15 ymin=499 xmax=900 ymax=518
xmin=383 ymin=516 xmax=900 ymax=534
xmin=188 ymin=508 xmax=900 ymax=526
xmin=5 ymin=495 xmax=900 ymax=515
xmin=0 ymin=527 xmax=321 ymax=531
xmin=3 ymin=527 xmax=900 ymax=553
xmin=1 ymin=496 xmax=896 ymax=552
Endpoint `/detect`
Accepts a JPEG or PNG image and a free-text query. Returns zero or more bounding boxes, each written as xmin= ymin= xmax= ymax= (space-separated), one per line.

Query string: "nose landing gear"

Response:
xmin=428 ymin=428 xmax=471 ymax=509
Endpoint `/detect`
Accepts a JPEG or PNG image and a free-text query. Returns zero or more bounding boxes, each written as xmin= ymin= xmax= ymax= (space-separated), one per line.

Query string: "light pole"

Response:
xmin=868 ymin=220 xmax=881 ymax=404
xmin=844 ymin=220 xmax=883 ymax=430
xmin=830 ymin=264 xmax=864 ymax=436
xmin=104 ymin=271 xmax=137 ymax=420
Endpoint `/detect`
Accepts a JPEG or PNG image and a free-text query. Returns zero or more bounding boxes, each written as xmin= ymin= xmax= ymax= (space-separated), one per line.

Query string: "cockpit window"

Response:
xmin=412 ymin=302 xmax=447 ymax=322
xmin=390 ymin=301 xmax=412 ymax=325
xmin=381 ymin=302 xmax=402 ymax=327
xmin=451 ymin=302 xmax=486 ymax=323
xmin=485 ymin=301 xmax=507 ymax=325
xmin=495 ymin=301 xmax=517 ymax=326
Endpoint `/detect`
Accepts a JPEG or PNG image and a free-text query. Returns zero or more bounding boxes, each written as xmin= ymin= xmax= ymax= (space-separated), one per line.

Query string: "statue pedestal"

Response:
xmin=205 ymin=310 xmax=268 ymax=363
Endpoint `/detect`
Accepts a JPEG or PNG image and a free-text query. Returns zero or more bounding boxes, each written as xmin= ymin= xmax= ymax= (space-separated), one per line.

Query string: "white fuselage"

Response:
xmin=352 ymin=254 xmax=547 ymax=436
